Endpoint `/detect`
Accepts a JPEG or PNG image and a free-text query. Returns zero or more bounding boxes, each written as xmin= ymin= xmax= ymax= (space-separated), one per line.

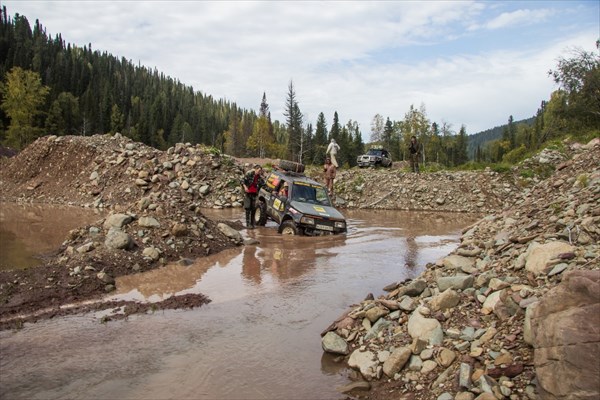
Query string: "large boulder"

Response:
xmin=524 ymin=241 xmax=575 ymax=275
xmin=527 ymin=270 xmax=600 ymax=399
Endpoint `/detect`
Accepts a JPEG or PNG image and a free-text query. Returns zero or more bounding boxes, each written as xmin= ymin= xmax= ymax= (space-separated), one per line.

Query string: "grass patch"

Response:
xmin=520 ymin=169 xmax=534 ymax=179
xmin=577 ymin=173 xmax=589 ymax=188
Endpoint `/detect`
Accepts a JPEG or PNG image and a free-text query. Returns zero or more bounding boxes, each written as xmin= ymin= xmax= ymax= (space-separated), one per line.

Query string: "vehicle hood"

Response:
xmin=289 ymin=201 xmax=346 ymax=221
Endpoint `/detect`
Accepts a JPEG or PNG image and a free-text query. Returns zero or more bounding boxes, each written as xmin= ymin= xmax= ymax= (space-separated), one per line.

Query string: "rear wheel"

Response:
xmin=255 ymin=201 xmax=267 ymax=226
xmin=280 ymin=220 xmax=299 ymax=235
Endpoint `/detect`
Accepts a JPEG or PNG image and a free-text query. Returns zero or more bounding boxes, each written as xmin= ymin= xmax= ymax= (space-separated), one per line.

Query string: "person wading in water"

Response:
xmin=241 ymin=164 xmax=264 ymax=229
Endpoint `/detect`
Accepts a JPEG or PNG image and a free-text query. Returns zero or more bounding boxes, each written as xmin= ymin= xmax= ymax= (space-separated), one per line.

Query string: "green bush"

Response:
xmin=454 ymin=161 xmax=487 ymax=171
xmin=519 ymin=169 xmax=534 ymax=179
xmin=206 ymin=146 xmax=221 ymax=156
xmin=577 ymin=173 xmax=589 ymax=188
xmin=502 ymin=145 xmax=529 ymax=164
xmin=490 ymin=163 xmax=511 ymax=173
xmin=534 ymin=164 xmax=555 ymax=179
xmin=352 ymin=175 xmax=365 ymax=187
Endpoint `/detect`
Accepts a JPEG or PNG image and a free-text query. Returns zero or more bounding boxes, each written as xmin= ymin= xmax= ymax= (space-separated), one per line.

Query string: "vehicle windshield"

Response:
xmin=366 ymin=149 xmax=384 ymax=156
xmin=291 ymin=183 xmax=332 ymax=206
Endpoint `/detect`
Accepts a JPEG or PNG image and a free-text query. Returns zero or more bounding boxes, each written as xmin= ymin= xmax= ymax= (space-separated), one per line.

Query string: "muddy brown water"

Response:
xmin=0 ymin=202 xmax=104 ymax=270
xmin=0 ymin=206 xmax=480 ymax=400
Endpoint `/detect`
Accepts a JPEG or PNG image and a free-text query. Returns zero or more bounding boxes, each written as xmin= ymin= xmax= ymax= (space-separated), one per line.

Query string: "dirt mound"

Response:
xmin=323 ymin=138 xmax=600 ymax=399
xmin=0 ymin=134 xmax=250 ymax=328
xmin=0 ymin=134 xmax=246 ymax=208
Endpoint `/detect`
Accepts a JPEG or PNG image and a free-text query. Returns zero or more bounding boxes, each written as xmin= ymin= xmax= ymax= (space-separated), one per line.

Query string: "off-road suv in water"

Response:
xmin=254 ymin=161 xmax=347 ymax=236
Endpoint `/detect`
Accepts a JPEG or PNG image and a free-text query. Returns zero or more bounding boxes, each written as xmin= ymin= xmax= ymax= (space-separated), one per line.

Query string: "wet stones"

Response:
xmin=348 ymin=349 xmax=379 ymax=380
xmin=321 ymin=332 xmax=349 ymax=355
xmin=216 ymin=223 xmax=242 ymax=243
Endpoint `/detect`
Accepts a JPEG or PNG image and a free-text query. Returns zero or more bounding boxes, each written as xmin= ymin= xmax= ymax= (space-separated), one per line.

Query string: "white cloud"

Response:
xmin=3 ymin=0 xmax=598 ymax=135
xmin=485 ymin=8 xmax=556 ymax=30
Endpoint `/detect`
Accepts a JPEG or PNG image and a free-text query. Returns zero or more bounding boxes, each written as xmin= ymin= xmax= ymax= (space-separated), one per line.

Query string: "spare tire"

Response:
xmin=279 ymin=160 xmax=305 ymax=173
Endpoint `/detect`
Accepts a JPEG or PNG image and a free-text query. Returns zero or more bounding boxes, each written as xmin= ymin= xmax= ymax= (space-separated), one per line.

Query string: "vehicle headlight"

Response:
xmin=300 ymin=217 xmax=315 ymax=225
xmin=334 ymin=221 xmax=346 ymax=229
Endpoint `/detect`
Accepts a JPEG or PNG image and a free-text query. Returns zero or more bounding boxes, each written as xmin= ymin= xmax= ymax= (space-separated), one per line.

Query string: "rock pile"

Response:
xmin=0 ymin=134 xmax=250 ymax=324
xmin=0 ymin=133 xmax=247 ymax=209
xmin=322 ymin=138 xmax=600 ymax=399
xmin=331 ymin=168 xmax=518 ymax=214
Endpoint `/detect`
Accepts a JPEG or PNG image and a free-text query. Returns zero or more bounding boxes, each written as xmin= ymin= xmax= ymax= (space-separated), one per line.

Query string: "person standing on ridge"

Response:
xmin=408 ymin=135 xmax=421 ymax=173
xmin=241 ymin=164 xmax=264 ymax=229
xmin=326 ymin=138 xmax=340 ymax=168
xmin=323 ymin=157 xmax=337 ymax=196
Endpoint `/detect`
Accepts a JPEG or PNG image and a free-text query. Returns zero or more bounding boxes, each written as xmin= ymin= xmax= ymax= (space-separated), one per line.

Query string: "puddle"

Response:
xmin=0 ymin=202 xmax=104 ymax=269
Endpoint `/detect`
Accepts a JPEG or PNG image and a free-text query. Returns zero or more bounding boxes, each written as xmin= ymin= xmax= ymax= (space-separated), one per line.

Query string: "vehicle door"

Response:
xmin=382 ymin=150 xmax=391 ymax=166
xmin=267 ymin=178 xmax=289 ymax=223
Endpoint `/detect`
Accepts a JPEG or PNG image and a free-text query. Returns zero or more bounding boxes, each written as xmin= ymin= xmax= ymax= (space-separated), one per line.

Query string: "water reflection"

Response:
xmin=0 ymin=202 xmax=103 ymax=269
xmin=110 ymin=208 xmax=479 ymax=307
xmin=113 ymin=248 xmax=241 ymax=301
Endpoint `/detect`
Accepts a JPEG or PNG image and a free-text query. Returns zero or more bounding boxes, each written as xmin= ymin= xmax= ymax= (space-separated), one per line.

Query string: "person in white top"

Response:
xmin=326 ymin=138 xmax=340 ymax=167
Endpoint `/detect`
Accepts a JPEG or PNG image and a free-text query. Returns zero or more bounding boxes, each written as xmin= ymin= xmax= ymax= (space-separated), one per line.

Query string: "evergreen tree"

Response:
xmin=455 ymin=125 xmax=469 ymax=165
xmin=312 ymin=112 xmax=328 ymax=164
xmin=0 ymin=7 xmax=252 ymax=150
xmin=344 ymin=119 xmax=361 ymax=167
xmin=224 ymin=108 xmax=242 ymax=156
xmin=382 ymin=117 xmax=394 ymax=150
xmin=330 ymin=111 xmax=341 ymax=142
xmin=283 ymin=80 xmax=303 ymax=161
xmin=45 ymin=91 xmax=80 ymax=135
xmin=244 ymin=92 xmax=272 ymax=157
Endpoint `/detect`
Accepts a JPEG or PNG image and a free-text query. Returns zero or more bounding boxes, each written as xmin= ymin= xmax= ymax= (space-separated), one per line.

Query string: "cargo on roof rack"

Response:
xmin=278 ymin=159 xmax=305 ymax=174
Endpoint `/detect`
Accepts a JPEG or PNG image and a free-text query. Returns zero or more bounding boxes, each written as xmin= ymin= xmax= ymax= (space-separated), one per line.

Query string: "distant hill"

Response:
xmin=467 ymin=117 xmax=535 ymax=159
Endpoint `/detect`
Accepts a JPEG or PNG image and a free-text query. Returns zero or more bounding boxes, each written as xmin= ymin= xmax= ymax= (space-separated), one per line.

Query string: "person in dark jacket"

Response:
xmin=409 ymin=135 xmax=421 ymax=173
xmin=241 ymin=164 xmax=265 ymax=228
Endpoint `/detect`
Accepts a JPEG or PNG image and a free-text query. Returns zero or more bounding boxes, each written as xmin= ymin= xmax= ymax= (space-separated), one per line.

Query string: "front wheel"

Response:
xmin=255 ymin=201 xmax=267 ymax=226
xmin=279 ymin=220 xmax=299 ymax=235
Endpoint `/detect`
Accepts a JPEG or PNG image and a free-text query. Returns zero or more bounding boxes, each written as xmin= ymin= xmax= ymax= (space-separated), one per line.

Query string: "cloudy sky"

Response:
xmin=4 ymin=0 xmax=599 ymax=136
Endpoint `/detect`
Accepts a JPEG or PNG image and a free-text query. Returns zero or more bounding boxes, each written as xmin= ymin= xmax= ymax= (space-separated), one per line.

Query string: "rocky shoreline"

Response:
xmin=321 ymin=138 xmax=599 ymax=400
